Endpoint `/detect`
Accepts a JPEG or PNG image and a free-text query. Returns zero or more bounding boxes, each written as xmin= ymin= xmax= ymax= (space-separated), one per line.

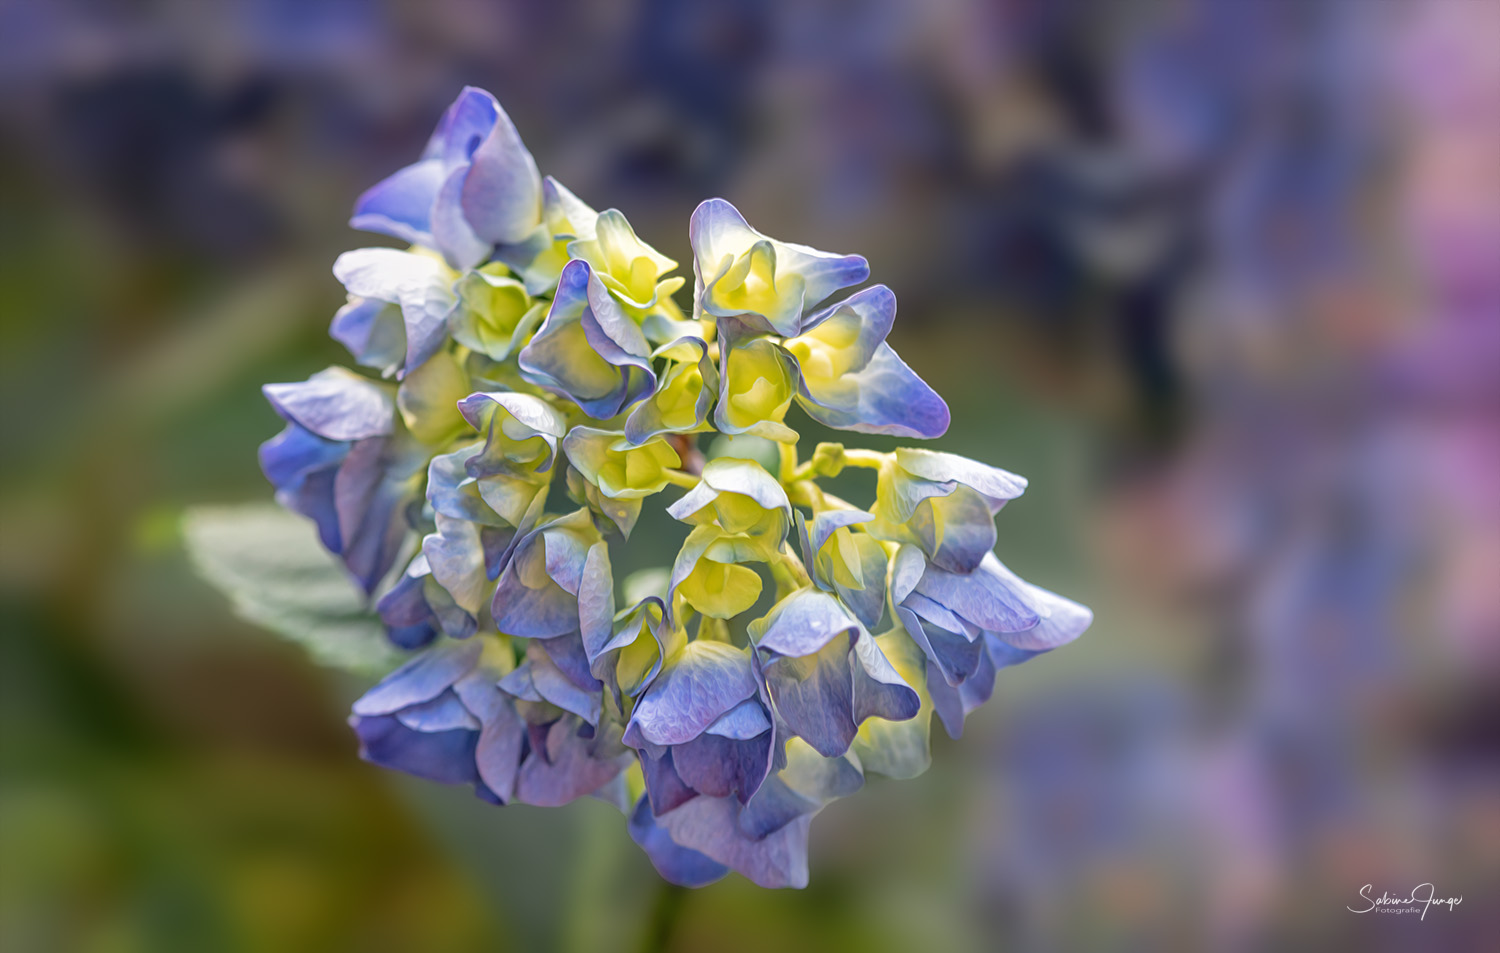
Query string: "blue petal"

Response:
xmin=352 ymin=714 xmax=478 ymax=786
xmin=376 ymin=557 xmax=440 ymax=650
xmin=628 ymin=796 xmax=729 ymax=887
xmin=639 ymin=748 xmax=698 ymax=815
xmin=456 ymin=674 xmax=525 ymax=803
xmin=799 ymin=509 xmax=874 ymax=562
xmin=525 ymin=647 xmax=603 ymax=724
xmin=895 ymin=448 xmax=1028 ymax=510
xmin=421 ymin=513 xmax=489 ymax=626
xmin=737 ymin=774 xmax=818 ymax=839
xmin=907 ymin=485 xmax=997 ymax=574
xmin=850 ymin=630 xmax=920 ymax=724
xmin=259 ymin=423 xmax=347 ymax=553
xmin=625 ymin=640 xmax=758 ymax=746
xmin=894 ymin=604 xmax=984 ymax=688
xmin=349 ymin=158 xmax=445 ymax=247
xmin=427 ymin=444 xmax=505 ymax=526
xmin=492 ymin=530 xmax=578 ymax=639
xmin=426 ymin=87 xmax=501 ymax=163
xmin=329 ymin=297 xmax=405 ymax=377
xmin=430 ymin=163 xmax=492 ymax=271
xmin=795 ymin=343 xmax=950 ymax=438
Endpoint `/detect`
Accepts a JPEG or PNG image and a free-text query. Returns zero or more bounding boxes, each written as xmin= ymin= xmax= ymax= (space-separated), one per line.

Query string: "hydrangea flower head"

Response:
xmin=249 ymin=86 xmax=1093 ymax=889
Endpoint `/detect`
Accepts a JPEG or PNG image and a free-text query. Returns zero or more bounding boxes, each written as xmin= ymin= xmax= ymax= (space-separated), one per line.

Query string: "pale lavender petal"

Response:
xmin=751 ymin=589 xmax=858 ymax=658
xmin=656 ymin=795 xmax=811 ymax=889
xmin=913 ymin=556 xmax=1042 ymax=634
xmin=396 ymin=690 xmax=481 ymax=732
xmin=351 ymin=640 xmax=482 ymax=716
xmin=263 ymin=367 xmax=394 ymax=442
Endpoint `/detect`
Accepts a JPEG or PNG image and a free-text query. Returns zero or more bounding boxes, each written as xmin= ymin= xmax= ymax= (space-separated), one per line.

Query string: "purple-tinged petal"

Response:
xmin=672 ymin=709 xmax=775 ymax=803
xmin=656 ymin=795 xmax=812 ymax=889
xmin=427 ymin=444 xmax=505 ymax=526
xmin=514 ymin=717 xmax=631 ymax=807
xmin=799 ymin=509 xmax=874 ymax=562
xmin=895 ymin=605 xmax=984 ymax=688
xmin=376 ymin=557 xmax=440 ymax=650
xmin=430 ymin=164 xmax=492 ymax=272
xmin=537 ymin=635 xmax=605 ymax=694
xmin=850 ymin=630 xmax=921 ymax=724
xmin=690 ymin=198 xmax=868 ymax=337
xmin=985 ymin=633 xmax=1046 ymax=669
xmin=895 ymin=448 xmax=1028 ymax=510
xmin=526 ymin=647 xmax=603 ymax=725
xmin=639 ymin=748 xmax=698 ymax=815
xmin=737 ymin=775 xmax=818 ymax=840
xmin=427 ymin=87 xmax=501 ymax=163
xmin=760 ymin=636 xmax=856 ymax=758
xmin=459 ymin=97 xmax=542 ymax=245
xmin=927 ymin=664 xmax=966 ymax=740
xmin=421 ymin=513 xmax=489 ymax=627
xmin=456 ymin=673 xmax=524 ymax=803
xmin=518 ymin=261 xmax=656 ymax=419
xmin=332 ymin=435 xmax=425 ymax=594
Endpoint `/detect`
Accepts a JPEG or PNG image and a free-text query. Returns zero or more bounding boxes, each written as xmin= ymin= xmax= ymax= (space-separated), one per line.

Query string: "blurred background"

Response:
xmin=2 ymin=0 xmax=1497 ymax=950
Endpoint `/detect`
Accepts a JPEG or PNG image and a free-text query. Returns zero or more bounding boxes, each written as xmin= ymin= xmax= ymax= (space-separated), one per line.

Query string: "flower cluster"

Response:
xmin=260 ymin=87 xmax=1092 ymax=888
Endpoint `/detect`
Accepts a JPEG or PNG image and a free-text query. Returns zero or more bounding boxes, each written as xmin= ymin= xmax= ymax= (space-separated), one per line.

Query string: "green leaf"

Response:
xmin=182 ymin=503 xmax=405 ymax=675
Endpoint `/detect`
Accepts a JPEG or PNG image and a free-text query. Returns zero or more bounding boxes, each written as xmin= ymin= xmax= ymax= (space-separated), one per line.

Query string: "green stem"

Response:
xmin=661 ymin=468 xmax=701 ymax=489
xmin=840 ymin=448 xmax=889 ymax=469
xmin=778 ymin=441 xmax=798 ymax=484
xmin=634 ymin=881 xmax=688 ymax=953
